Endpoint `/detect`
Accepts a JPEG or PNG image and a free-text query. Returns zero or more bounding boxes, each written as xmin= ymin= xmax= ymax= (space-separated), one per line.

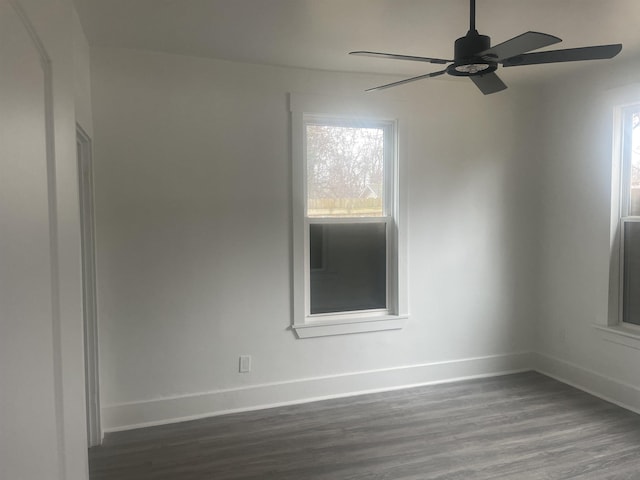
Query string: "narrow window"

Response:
xmin=620 ymin=105 xmax=640 ymax=326
xmin=306 ymin=120 xmax=391 ymax=317
xmin=290 ymin=102 xmax=407 ymax=338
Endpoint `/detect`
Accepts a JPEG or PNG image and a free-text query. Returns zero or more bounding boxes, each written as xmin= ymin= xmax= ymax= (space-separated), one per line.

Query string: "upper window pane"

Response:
xmin=306 ymin=123 xmax=385 ymax=217
xmin=630 ymin=110 xmax=640 ymax=216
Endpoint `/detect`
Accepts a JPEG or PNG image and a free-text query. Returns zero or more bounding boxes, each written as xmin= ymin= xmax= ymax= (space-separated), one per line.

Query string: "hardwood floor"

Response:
xmin=89 ymin=372 xmax=640 ymax=480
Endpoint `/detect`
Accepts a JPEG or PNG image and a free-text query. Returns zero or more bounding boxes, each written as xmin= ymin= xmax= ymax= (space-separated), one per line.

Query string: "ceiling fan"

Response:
xmin=350 ymin=0 xmax=622 ymax=94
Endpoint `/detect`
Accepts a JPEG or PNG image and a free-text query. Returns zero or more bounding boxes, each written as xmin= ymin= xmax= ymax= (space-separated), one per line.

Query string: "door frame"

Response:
xmin=77 ymin=124 xmax=102 ymax=446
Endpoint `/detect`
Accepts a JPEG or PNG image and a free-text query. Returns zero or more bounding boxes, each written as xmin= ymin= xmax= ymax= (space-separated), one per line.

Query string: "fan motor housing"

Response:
xmin=455 ymin=31 xmax=490 ymax=59
xmin=449 ymin=31 xmax=497 ymax=77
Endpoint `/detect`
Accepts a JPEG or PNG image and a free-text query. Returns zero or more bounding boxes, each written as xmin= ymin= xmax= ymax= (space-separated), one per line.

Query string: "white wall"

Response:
xmin=1 ymin=0 xmax=90 ymax=479
xmin=91 ymin=47 xmax=542 ymax=430
xmin=535 ymin=58 xmax=640 ymax=410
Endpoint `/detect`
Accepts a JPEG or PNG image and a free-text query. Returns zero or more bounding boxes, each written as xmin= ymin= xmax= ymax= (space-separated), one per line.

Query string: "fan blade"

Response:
xmin=502 ymin=44 xmax=622 ymax=67
xmin=366 ymin=70 xmax=447 ymax=92
xmin=479 ymin=31 xmax=562 ymax=62
xmin=470 ymin=72 xmax=507 ymax=95
xmin=350 ymin=51 xmax=451 ymax=64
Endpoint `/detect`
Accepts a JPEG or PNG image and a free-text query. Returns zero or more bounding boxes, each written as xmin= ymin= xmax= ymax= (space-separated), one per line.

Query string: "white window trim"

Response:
xmin=598 ymin=86 xmax=640 ymax=348
xmin=289 ymin=93 xmax=409 ymax=338
xmin=617 ymin=104 xmax=640 ymax=333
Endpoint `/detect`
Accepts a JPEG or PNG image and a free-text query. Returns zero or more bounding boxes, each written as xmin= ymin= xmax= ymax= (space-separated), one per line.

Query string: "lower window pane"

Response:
xmin=624 ymin=222 xmax=640 ymax=325
xmin=310 ymin=223 xmax=386 ymax=314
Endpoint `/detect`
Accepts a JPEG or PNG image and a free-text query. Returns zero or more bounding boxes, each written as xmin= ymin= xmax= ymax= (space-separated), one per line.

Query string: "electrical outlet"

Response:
xmin=239 ymin=355 xmax=251 ymax=373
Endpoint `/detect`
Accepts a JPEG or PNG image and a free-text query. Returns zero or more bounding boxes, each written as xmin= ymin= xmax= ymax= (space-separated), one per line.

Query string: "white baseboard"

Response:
xmin=102 ymin=351 xmax=533 ymax=432
xmin=533 ymin=352 xmax=640 ymax=416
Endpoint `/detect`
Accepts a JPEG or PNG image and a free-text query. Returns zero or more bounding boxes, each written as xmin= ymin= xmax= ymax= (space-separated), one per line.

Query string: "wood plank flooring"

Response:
xmin=89 ymin=372 xmax=640 ymax=480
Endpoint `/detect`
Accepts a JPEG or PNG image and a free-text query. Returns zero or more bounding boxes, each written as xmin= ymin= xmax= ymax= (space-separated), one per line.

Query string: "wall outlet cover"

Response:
xmin=239 ymin=355 xmax=251 ymax=373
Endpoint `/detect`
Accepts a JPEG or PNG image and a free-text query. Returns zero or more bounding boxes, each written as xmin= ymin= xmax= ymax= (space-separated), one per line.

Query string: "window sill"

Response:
xmin=594 ymin=324 xmax=640 ymax=351
xmin=293 ymin=315 xmax=408 ymax=339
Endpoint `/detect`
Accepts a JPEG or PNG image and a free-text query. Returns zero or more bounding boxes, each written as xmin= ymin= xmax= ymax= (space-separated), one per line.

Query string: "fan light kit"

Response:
xmin=350 ymin=0 xmax=622 ymax=94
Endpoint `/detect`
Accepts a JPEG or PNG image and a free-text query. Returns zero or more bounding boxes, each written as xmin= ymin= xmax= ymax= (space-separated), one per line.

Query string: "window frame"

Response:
xmin=290 ymin=93 xmax=408 ymax=338
xmin=618 ymin=104 xmax=640 ymax=330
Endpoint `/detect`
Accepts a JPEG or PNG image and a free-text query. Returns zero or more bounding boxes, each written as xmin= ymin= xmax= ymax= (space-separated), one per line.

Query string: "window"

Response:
xmin=290 ymin=94 xmax=408 ymax=338
xmin=619 ymin=104 xmax=640 ymax=327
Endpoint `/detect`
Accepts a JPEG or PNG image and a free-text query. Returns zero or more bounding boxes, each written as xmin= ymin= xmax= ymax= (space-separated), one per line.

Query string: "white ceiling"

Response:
xmin=74 ymin=0 xmax=640 ymax=85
